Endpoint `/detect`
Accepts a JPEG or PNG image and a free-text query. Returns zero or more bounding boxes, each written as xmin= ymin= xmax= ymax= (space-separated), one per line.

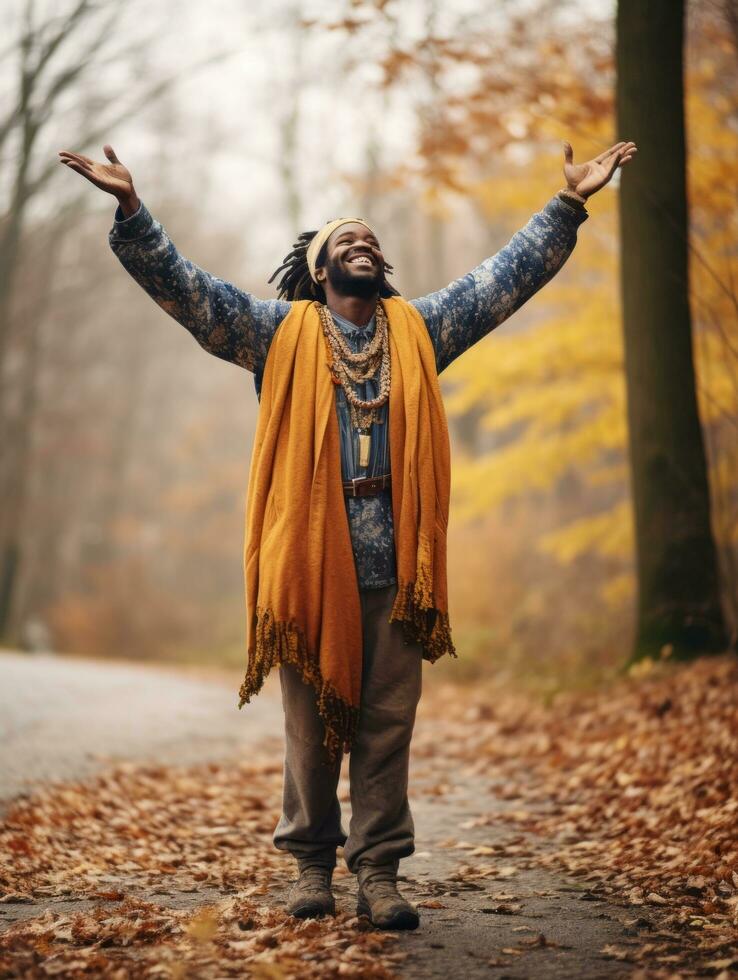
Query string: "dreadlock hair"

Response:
xmin=268 ymin=230 xmax=400 ymax=303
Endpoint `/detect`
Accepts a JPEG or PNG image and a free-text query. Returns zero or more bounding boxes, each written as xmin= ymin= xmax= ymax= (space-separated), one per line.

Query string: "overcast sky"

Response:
xmin=4 ymin=0 xmax=615 ymax=287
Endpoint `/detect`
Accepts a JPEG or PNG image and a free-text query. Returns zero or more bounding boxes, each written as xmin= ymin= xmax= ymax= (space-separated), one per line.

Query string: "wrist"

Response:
xmin=560 ymin=186 xmax=587 ymax=203
xmin=557 ymin=187 xmax=588 ymax=210
xmin=117 ymin=188 xmax=140 ymax=218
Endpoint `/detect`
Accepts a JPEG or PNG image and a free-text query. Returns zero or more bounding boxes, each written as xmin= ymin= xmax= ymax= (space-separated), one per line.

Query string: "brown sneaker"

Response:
xmin=356 ymin=863 xmax=419 ymax=930
xmin=285 ymin=859 xmax=336 ymax=919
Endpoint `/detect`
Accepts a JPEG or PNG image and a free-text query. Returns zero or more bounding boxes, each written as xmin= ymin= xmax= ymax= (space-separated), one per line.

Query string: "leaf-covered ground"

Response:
xmin=410 ymin=653 xmax=738 ymax=977
xmin=0 ymin=756 xmax=404 ymax=979
xmin=1 ymin=653 xmax=736 ymax=979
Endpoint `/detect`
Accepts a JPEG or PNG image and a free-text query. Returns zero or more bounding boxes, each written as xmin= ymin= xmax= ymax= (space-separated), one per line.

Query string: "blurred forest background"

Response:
xmin=1 ymin=0 xmax=736 ymax=694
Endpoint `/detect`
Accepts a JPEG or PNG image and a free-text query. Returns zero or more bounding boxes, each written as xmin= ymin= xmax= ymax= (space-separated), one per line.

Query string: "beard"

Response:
xmin=324 ymin=254 xmax=382 ymax=299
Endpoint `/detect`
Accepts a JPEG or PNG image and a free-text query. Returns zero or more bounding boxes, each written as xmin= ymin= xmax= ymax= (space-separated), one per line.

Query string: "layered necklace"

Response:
xmin=318 ymin=302 xmax=391 ymax=469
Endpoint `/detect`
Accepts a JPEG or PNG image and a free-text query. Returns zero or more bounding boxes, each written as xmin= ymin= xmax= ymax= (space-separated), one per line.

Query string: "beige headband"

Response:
xmin=306 ymin=217 xmax=375 ymax=284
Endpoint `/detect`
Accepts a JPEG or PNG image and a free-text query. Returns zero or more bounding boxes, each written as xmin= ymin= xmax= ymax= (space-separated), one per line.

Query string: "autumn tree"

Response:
xmin=325 ymin=0 xmax=737 ymax=674
xmin=616 ymin=0 xmax=727 ymax=662
xmin=0 ymin=0 xmax=232 ymax=641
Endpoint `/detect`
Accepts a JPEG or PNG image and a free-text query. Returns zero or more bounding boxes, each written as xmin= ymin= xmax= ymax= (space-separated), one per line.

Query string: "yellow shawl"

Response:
xmin=238 ymin=297 xmax=456 ymax=763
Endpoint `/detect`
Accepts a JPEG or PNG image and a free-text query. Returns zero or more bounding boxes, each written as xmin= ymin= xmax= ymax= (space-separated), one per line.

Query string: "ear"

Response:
xmin=316 ymin=268 xmax=326 ymax=282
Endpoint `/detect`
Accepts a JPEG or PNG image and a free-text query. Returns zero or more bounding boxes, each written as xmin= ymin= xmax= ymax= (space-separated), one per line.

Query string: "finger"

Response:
xmin=64 ymin=150 xmax=95 ymax=165
xmin=602 ymin=144 xmax=628 ymax=167
xmin=103 ymin=143 xmax=120 ymax=164
xmin=59 ymin=150 xmax=93 ymax=167
xmin=60 ymin=155 xmax=94 ymax=175
xmin=563 ymin=140 xmax=574 ymax=164
xmin=594 ymin=141 xmax=626 ymax=163
xmin=606 ymin=149 xmax=625 ymax=178
xmin=60 ymin=159 xmax=92 ymax=178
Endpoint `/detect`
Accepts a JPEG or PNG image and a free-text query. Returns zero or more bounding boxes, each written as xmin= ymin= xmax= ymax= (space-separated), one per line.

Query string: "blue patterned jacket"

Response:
xmin=109 ymin=195 xmax=588 ymax=590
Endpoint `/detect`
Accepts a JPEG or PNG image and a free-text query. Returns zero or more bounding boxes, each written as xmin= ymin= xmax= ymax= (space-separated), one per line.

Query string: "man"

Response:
xmin=58 ymin=137 xmax=637 ymax=931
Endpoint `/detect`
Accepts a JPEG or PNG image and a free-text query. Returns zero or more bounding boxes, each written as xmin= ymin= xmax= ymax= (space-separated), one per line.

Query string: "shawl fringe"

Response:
xmin=390 ymin=573 xmax=458 ymax=664
xmin=238 ymin=605 xmax=359 ymax=766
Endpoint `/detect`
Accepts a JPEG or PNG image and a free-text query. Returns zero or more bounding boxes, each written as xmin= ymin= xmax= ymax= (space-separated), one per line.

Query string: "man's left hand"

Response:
xmin=563 ymin=140 xmax=638 ymax=199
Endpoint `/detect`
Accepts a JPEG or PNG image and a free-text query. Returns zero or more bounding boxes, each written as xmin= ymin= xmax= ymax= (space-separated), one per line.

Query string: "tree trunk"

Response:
xmin=616 ymin=0 xmax=727 ymax=662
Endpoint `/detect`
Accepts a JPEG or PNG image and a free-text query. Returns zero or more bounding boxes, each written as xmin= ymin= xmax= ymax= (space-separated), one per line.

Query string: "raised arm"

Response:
xmin=411 ymin=193 xmax=588 ymax=374
xmin=58 ymin=144 xmax=290 ymax=376
xmin=411 ymin=138 xmax=637 ymax=374
xmin=108 ymin=200 xmax=289 ymax=374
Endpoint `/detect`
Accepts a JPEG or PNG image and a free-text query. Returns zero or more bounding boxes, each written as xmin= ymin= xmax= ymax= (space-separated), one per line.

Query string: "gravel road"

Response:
xmin=0 ymin=649 xmax=283 ymax=807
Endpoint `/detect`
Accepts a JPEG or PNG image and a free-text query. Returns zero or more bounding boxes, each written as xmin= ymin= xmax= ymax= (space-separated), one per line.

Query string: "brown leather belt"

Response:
xmin=342 ymin=473 xmax=392 ymax=498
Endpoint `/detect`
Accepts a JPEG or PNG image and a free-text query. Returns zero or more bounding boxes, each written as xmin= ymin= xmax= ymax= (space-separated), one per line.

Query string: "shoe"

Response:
xmin=356 ymin=862 xmax=419 ymax=930
xmin=285 ymin=857 xmax=336 ymax=919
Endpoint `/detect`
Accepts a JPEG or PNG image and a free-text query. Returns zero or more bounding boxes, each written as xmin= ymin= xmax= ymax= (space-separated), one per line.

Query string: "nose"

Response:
xmin=353 ymin=239 xmax=379 ymax=254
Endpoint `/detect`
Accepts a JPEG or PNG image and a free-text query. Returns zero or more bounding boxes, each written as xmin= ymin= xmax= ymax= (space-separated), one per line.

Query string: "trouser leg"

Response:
xmin=272 ymin=661 xmax=348 ymax=865
xmin=343 ymin=584 xmax=424 ymax=874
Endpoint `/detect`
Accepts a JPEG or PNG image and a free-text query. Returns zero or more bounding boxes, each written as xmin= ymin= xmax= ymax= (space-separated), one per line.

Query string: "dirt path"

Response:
xmin=0 ymin=649 xmax=283 ymax=808
xmin=390 ymin=775 xmax=641 ymax=979
xmin=0 ymin=652 xmax=647 ymax=978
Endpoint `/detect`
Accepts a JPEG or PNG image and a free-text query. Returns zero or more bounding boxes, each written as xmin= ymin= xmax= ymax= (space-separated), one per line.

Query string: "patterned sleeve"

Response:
xmin=410 ymin=194 xmax=589 ymax=374
xmin=108 ymin=200 xmax=291 ymax=374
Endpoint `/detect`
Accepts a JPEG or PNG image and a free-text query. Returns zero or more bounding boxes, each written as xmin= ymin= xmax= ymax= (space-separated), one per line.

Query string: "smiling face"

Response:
xmin=317 ymin=222 xmax=385 ymax=300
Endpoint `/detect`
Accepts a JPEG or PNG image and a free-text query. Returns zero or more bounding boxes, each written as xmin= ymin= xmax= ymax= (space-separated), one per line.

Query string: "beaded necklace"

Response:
xmin=318 ymin=302 xmax=391 ymax=468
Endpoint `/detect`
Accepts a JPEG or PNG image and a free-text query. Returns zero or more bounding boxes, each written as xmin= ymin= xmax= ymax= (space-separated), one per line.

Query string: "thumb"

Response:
xmin=103 ymin=144 xmax=120 ymax=164
xmin=563 ymin=141 xmax=573 ymax=165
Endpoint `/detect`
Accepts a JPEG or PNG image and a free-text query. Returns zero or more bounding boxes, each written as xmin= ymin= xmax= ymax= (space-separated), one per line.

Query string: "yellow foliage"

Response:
xmin=444 ymin=52 xmax=738 ymax=591
xmin=539 ymin=500 xmax=633 ymax=564
xmin=602 ymin=572 xmax=635 ymax=609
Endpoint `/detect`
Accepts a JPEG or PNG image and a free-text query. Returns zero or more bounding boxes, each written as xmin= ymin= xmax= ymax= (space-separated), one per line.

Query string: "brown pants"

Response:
xmin=272 ymin=584 xmax=424 ymax=873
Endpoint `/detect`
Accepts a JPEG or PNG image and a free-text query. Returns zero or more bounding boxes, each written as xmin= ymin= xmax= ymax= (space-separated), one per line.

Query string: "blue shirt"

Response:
xmin=330 ymin=309 xmax=396 ymax=588
xmin=109 ymin=195 xmax=588 ymax=589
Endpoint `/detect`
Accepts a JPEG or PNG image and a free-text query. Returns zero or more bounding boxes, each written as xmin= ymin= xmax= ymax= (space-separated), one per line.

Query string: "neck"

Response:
xmin=324 ymin=291 xmax=377 ymax=328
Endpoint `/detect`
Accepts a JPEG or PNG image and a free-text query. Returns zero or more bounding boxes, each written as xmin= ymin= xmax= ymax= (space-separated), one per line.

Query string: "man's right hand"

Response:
xmin=58 ymin=144 xmax=140 ymax=217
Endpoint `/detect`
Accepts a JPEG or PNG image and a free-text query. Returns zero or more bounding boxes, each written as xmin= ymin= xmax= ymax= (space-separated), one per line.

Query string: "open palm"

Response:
xmin=58 ymin=144 xmax=134 ymax=199
xmin=563 ymin=140 xmax=637 ymax=199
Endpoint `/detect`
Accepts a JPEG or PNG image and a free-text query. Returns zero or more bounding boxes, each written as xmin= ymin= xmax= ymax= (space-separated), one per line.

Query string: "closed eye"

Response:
xmin=336 ymin=235 xmax=381 ymax=249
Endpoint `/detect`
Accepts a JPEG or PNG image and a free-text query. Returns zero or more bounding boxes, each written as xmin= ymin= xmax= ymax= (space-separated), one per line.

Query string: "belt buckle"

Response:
xmin=348 ymin=474 xmax=387 ymax=497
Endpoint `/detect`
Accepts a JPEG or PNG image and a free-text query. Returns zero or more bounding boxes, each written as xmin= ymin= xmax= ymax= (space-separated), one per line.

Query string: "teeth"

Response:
xmin=350 ymin=255 xmax=372 ymax=266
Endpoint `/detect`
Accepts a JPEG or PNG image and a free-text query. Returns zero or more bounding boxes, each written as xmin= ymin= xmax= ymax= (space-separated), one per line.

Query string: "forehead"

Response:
xmin=326 ymin=222 xmax=379 ymax=249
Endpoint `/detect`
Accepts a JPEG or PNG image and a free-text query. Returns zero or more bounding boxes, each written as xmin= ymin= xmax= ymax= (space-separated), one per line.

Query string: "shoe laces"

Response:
xmin=359 ymin=867 xmax=401 ymax=897
xmin=297 ymin=864 xmax=333 ymax=888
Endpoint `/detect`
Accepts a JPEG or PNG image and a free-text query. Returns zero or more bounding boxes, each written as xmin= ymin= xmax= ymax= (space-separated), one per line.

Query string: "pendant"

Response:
xmin=358 ymin=432 xmax=371 ymax=468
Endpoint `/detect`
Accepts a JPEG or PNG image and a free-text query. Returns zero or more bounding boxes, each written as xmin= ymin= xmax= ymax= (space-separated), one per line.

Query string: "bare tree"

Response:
xmin=0 ymin=0 xmax=235 ymax=639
